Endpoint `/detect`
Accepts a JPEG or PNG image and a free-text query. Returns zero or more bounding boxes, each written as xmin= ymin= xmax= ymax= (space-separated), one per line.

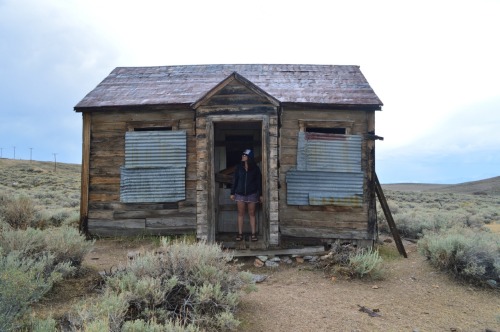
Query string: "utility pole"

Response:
xmin=53 ymin=153 xmax=58 ymax=172
xmin=29 ymin=148 xmax=33 ymax=163
xmin=0 ymin=147 xmax=3 ymax=158
xmin=13 ymin=146 xmax=16 ymax=159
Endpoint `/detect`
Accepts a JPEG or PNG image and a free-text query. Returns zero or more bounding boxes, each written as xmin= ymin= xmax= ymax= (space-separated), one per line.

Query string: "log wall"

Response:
xmin=84 ymin=106 xmax=197 ymax=236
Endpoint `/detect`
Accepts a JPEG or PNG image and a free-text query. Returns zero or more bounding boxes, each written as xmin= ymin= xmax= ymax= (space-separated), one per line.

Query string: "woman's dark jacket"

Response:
xmin=231 ymin=163 xmax=262 ymax=196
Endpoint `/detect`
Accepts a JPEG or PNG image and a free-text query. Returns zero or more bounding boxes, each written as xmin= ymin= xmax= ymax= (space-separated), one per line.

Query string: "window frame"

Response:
xmin=298 ymin=119 xmax=354 ymax=135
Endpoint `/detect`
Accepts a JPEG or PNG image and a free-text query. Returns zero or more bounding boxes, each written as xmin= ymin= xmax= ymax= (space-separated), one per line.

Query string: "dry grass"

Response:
xmin=0 ymin=158 xmax=81 ymax=227
xmin=486 ymin=223 xmax=500 ymax=233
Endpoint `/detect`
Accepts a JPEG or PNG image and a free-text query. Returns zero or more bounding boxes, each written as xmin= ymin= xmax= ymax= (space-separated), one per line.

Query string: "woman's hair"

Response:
xmin=246 ymin=157 xmax=257 ymax=170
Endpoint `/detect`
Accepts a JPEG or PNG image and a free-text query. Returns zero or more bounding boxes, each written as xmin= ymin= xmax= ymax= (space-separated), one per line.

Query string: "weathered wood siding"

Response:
xmin=279 ymin=106 xmax=376 ymax=241
xmin=85 ymin=106 xmax=196 ymax=236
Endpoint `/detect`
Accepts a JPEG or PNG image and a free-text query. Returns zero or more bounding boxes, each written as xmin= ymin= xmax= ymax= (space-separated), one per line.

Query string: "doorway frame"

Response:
xmin=206 ymin=114 xmax=269 ymax=245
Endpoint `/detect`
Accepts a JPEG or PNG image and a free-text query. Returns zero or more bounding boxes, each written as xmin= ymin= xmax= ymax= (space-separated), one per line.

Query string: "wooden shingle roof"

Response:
xmin=74 ymin=64 xmax=383 ymax=110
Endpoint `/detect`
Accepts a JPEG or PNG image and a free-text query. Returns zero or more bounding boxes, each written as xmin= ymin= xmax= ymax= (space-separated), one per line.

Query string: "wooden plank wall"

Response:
xmin=279 ymin=107 xmax=376 ymax=241
xmin=86 ymin=107 xmax=197 ymax=236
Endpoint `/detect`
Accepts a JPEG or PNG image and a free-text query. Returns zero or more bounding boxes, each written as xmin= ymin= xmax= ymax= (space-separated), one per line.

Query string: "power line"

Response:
xmin=53 ymin=153 xmax=58 ymax=171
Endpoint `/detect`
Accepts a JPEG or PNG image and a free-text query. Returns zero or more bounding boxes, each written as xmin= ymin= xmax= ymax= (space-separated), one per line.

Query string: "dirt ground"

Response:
xmin=37 ymin=238 xmax=500 ymax=332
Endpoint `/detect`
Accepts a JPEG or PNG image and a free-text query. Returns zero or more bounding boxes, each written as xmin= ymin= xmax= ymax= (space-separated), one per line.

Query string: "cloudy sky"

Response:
xmin=1 ymin=0 xmax=499 ymax=184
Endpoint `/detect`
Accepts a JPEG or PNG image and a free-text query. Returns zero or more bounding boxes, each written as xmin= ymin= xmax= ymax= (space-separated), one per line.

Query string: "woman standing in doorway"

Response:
xmin=230 ymin=149 xmax=262 ymax=241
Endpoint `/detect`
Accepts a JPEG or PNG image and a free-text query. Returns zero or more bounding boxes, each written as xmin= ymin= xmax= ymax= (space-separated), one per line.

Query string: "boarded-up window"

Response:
xmin=286 ymin=132 xmax=363 ymax=207
xmin=120 ymin=131 xmax=187 ymax=203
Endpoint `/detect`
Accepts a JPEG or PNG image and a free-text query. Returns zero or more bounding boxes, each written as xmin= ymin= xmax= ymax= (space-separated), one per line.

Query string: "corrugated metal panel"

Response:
xmin=124 ymin=131 xmax=186 ymax=168
xmin=120 ymin=167 xmax=185 ymax=203
xmin=286 ymin=170 xmax=363 ymax=207
xmin=120 ymin=130 xmax=187 ymax=203
xmin=297 ymin=132 xmax=361 ymax=172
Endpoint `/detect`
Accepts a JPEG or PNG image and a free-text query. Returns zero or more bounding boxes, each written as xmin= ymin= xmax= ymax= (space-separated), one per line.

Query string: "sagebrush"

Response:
xmin=418 ymin=226 xmax=500 ymax=286
xmin=316 ymin=242 xmax=384 ymax=280
xmin=0 ymin=249 xmax=74 ymax=331
xmin=0 ymin=226 xmax=93 ymax=331
xmin=378 ymin=190 xmax=499 ymax=239
xmin=65 ymin=239 xmax=255 ymax=332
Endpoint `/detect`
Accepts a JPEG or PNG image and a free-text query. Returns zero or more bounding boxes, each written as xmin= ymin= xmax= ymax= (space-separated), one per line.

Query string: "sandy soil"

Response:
xmin=236 ymin=241 xmax=500 ymax=332
xmin=37 ymin=238 xmax=500 ymax=332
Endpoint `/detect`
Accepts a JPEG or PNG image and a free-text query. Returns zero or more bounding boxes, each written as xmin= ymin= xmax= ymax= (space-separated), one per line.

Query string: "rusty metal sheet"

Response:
xmin=297 ymin=132 xmax=362 ymax=173
xmin=120 ymin=167 xmax=185 ymax=203
xmin=308 ymin=192 xmax=363 ymax=206
xmin=124 ymin=131 xmax=186 ymax=168
xmin=286 ymin=169 xmax=363 ymax=207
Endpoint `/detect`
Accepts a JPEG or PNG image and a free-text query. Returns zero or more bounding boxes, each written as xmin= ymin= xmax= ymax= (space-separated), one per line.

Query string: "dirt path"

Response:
xmin=48 ymin=238 xmax=500 ymax=331
xmin=236 ymin=242 xmax=500 ymax=332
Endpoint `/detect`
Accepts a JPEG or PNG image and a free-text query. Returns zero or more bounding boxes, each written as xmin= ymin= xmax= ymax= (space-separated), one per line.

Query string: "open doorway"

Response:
xmin=213 ymin=121 xmax=263 ymax=243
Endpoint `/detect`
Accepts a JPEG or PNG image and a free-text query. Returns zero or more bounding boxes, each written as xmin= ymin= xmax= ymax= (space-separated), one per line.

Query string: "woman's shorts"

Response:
xmin=234 ymin=192 xmax=260 ymax=203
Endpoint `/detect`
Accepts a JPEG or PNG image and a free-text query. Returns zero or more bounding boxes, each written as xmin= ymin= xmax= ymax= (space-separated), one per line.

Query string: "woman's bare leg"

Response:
xmin=248 ymin=202 xmax=256 ymax=235
xmin=237 ymin=201 xmax=246 ymax=235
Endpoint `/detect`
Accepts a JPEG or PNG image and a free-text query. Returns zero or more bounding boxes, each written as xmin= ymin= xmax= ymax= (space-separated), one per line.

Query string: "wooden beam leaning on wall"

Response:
xmin=374 ymin=173 xmax=407 ymax=258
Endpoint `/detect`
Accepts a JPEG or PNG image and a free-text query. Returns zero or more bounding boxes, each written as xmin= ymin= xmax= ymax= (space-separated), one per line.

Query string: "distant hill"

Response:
xmin=382 ymin=176 xmax=500 ymax=195
xmin=0 ymin=158 xmax=81 ymax=194
xmin=2 ymin=158 xmax=498 ymax=196
xmin=0 ymin=158 xmax=81 ymax=211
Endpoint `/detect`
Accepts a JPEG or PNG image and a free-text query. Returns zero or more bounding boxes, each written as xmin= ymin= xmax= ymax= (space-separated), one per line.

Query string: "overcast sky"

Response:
xmin=1 ymin=0 xmax=499 ymax=184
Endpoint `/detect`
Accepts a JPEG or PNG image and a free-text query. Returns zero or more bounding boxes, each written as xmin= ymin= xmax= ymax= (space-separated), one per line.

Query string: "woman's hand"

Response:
xmin=230 ymin=195 xmax=235 ymax=201
xmin=259 ymin=196 xmax=263 ymax=203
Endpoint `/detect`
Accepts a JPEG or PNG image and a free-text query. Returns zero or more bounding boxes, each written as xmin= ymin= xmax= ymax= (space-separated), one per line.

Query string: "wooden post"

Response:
xmin=80 ymin=113 xmax=91 ymax=235
xmin=374 ymin=173 xmax=407 ymax=258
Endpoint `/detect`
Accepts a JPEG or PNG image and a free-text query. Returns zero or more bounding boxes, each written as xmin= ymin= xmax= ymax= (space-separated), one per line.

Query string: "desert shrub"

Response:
xmin=123 ymin=319 xmax=201 ymax=332
xmin=34 ymin=192 xmax=55 ymax=200
xmin=66 ymin=239 xmax=255 ymax=332
xmin=0 ymin=249 xmax=74 ymax=331
xmin=0 ymin=217 xmax=11 ymax=233
xmin=63 ymin=198 xmax=80 ymax=208
xmin=30 ymin=317 xmax=57 ymax=332
xmin=418 ymin=227 xmax=500 ymax=287
xmin=46 ymin=209 xmax=71 ymax=227
xmin=67 ymin=291 xmax=129 ymax=332
xmin=0 ymin=226 xmax=94 ymax=267
xmin=0 ymin=226 xmax=90 ymax=330
xmin=44 ymin=226 xmax=94 ymax=266
xmin=0 ymin=227 xmax=46 ymax=257
xmin=316 ymin=242 xmax=384 ymax=280
xmin=379 ymin=190 xmax=500 ymax=240
xmin=349 ymin=248 xmax=384 ymax=279
xmin=34 ymin=209 xmax=80 ymax=228
xmin=63 ymin=210 xmax=81 ymax=227
xmin=0 ymin=195 xmax=38 ymax=229
xmin=395 ymin=211 xmax=465 ymax=239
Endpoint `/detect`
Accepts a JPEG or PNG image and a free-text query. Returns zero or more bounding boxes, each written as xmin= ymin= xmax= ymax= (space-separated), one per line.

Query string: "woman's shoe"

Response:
xmin=236 ymin=234 xmax=243 ymax=241
xmin=251 ymin=234 xmax=258 ymax=242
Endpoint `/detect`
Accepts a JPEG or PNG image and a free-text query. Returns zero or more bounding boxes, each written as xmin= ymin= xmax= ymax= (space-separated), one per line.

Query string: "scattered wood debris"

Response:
xmin=358 ymin=305 xmax=381 ymax=317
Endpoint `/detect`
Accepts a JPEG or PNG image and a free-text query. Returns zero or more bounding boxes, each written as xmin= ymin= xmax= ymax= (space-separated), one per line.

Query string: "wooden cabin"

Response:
xmin=74 ymin=64 xmax=383 ymax=248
